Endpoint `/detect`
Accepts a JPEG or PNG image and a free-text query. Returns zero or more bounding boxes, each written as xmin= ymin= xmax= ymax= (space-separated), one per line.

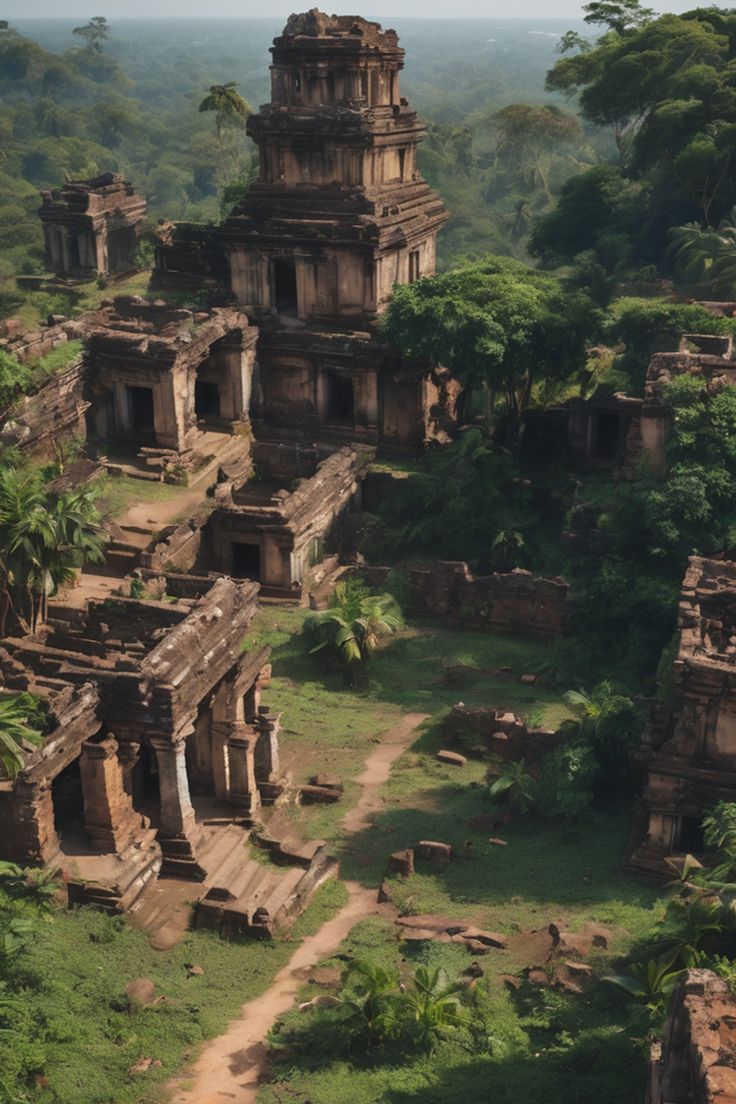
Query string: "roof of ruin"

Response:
xmin=677 ymin=556 xmax=736 ymax=676
xmin=279 ymin=10 xmax=398 ymax=48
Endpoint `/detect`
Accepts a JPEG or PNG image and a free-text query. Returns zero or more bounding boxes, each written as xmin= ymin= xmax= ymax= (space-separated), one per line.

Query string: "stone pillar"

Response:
xmin=254 ymin=707 xmax=281 ymax=782
xmin=151 ymin=736 xmax=201 ymax=849
xmin=227 ymin=722 xmax=261 ymax=815
xmin=8 ymin=778 xmax=59 ymax=865
xmin=116 ymin=739 xmax=140 ymax=797
xmin=80 ymin=737 xmax=141 ymax=853
xmin=209 ymin=722 xmax=231 ymax=802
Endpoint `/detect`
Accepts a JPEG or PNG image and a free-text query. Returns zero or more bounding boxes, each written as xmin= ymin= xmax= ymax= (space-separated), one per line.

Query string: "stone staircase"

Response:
xmin=64 ymin=828 xmax=162 ymax=914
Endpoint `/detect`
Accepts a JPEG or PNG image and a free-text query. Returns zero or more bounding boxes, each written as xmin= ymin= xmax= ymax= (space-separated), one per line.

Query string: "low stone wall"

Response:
xmin=648 ymin=969 xmax=736 ymax=1104
xmin=140 ymin=514 xmax=210 ymax=574
xmin=442 ymin=704 xmax=561 ymax=766
xmin=353 ymin=561 xmax=569 ymax=637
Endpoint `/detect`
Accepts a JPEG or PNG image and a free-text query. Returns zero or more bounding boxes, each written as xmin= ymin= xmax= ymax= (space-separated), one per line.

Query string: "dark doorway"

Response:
xmin=108 ymin=226 xmax=136 ymax=272
xmin=128 ymin=385 xmax=155 ymax=434
xmin=51 ymin=758 xmax=83 ymax=834
xmin=273 ymin=257 xmax=298 ymax=313
xmin=195 ymin=379 xmax=221 ymax=419
xmin=325 ymin=371 xmax=354 ymax=423
xmin=131 ymin=742 xmax=159 ymax=812
xmin=679 ymin=816 xmax=705 ymax=854
xmin=595 ymin=411 xmax=620 ymax=459
xmin=67 ymin=234 xmax=81 ymax=270
xmin=232 ymin=541 xmax=261 ymax=581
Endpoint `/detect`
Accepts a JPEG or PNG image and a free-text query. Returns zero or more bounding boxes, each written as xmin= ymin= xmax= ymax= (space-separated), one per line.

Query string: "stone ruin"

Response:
xmin=139 ymin=441 xmax=372 ymax=598
xmin=153 ymin=10 xmax=458 ymax=451
xmin=38 ymin=172 xmax=146 ymax=279
xmin=629 ymin=557 xmax=736 ymax=878
xmin=83 ymin=296 xmax=257 ymax=470
xmin=442 ymin=704 xmax=560 ymax=766
xmin=648 ymin=969 xmax=736 ymax=1104
xmin=0 ymin=577 xmax=335 ymax=936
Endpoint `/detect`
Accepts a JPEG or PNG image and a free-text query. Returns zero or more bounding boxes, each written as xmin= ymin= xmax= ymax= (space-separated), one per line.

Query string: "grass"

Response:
xmin=94 ymin=473 xmax=192 ymax=522
xmin=0 ymin=878 xmax=347 ymax=1104
xmin=237 ymin=612 xmax=665 ymax=1104
xmin=29 ymin=339 xmax=83 ymax=377
xmin=246 ymin=606 xmax=568 ymax=844
xmin=12 ymin=272 xmax=153 ymax=332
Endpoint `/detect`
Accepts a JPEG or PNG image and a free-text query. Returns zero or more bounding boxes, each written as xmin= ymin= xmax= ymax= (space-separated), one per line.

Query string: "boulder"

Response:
xmin=124 ymin=978 xmax=157 ymax=1006
xmin=299 ymin=784 xmax=341 ymax=805
xmin=311 ymin=773 xmax=343 ymax=792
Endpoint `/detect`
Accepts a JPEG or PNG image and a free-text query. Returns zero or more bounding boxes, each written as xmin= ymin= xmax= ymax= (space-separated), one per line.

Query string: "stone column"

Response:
xmin=254 ymin=707 xmax=281 ymax=782
xmin=10 ymin=778 xmax=59 ymax=865
xmin=209 ymin=722 xmax=231 ymax=802
xmin=227 ymin=722 xmax=261 ymax=815
xmin=151 ymin=736 xmax=201 ymax=849
xmin=80 ymin=737 xmax=141 ymax=853
xmin=116 ymin=739 xmax=141 ymax=798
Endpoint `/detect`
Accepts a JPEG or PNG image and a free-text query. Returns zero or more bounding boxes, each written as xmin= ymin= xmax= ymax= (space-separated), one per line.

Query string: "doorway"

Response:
xmin=51 ymin=758 xmax=83 ymax=835
xmin=273 ymin=257 xmax=298 ymax=313
xmin=595 ymin=411 xmax=620 ymax=460
xmin=232 ymin=541 xmax=261 ymax=581
xmin=325 ymin=371 xmax=354 ymax=424
xmin=195 ymin=379 xmax=221 ymax=420
xmin=131 ymin=742 xmax=160 ymax=822
xmin=127 ymin=385 xmax=155 ymax=435
xmin=679 ymin=815 xmax=705 ymax=854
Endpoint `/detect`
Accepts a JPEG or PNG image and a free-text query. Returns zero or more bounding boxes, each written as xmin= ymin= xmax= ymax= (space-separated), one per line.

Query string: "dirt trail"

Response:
xmin=166 ymin=711 xmax=429 ymax=1104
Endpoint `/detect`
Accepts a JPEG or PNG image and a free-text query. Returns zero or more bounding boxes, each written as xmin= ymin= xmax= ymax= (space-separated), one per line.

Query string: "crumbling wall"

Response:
xmin=140 ymin=514 xmax=211 ymax=574
xmin=442 ymin=704 xmax=560 ymax=765
xmin=0 ymin=359 xmax=88 ymax=457
xmin=649 ymin=969 xmax=736 ymax=1104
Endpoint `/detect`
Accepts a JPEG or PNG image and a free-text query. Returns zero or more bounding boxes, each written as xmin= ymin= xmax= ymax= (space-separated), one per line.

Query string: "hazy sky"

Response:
xmin=2 ymin=0 xmax=714 ymax=19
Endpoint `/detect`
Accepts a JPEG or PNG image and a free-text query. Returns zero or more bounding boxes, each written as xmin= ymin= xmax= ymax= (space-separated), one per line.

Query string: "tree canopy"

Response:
xmin=380 ymin=256 xmax=598 ymax=440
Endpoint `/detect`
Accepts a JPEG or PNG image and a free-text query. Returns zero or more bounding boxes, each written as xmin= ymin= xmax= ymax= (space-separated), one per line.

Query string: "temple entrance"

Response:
xmin=595 ymin=411 xmax=620 ymax=460
xmin=131 ymin=743 xmax=160 ymax=821
xmin=127 ymin=385 xmax=155 ymax=436
xmin=273 ymin=257 xmax=298 ymax=313
xmin=679 ymin=816 xmax=705 ymax=854
xmin=67 ymin=234 xmax=81 ymax=270
xmin=325 ymin=370 xmax=354 ymax=424
xmin=108 ymin=226 xmax=136 ymax=272
xmin=195 ymin=379 xmax=221 ymax=420
xmin=232 ymin=541 xmax=261 ymax=581
xmin=51 ymin=758 xmax=83 ymax=836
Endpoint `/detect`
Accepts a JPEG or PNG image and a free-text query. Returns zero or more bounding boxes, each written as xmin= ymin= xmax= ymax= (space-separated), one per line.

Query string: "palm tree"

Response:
xmin=399 ymin=965 xmax=468 ymax=1048
xmin=0 ymin=697 xmax=42 ymax=781
xmin=488 ymin=758 xmax=538 ymax=814
xmin=304 ymin=577 xmax=403 ymax=685
xmin=337 ymin=959 xmax=401 ymax=1042
xmin=490 ymin=528 xmax=525 ymax=571
xmin=668 ymin=211 xmax=736 ymax=294
xmin=650 ymin=895 xmax=725 ymax=967
xmin=198 ymin=83 xmax=252 ymax=144
xmin=0 ymin=468 xmax=107 ymax=633
xmin=605 ymin=957 xmax=682 ymax=1016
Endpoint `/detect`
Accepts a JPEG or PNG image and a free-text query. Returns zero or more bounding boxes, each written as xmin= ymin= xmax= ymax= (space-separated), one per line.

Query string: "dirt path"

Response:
xmin=166 ymin=711 xmax=429 ymax=1104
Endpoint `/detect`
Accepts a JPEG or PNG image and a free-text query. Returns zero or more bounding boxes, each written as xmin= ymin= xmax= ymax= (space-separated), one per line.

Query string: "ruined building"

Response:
xmin=39 ymin=172 xmax=146 ymax=279
xmin=629 ymin=557 xmax=736 ymax=878
xmin=83 ymin=296 xmax=257 ymax=457
xmin=156 ymin=11 xmax=456 ymax=451
xmin=0 ymin=578 xmax=334 ymax=934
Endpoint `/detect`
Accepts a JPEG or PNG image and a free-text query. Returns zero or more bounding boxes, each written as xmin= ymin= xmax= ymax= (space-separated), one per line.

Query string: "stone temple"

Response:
xmin=155 ymin=9 xmax=457 ymax=452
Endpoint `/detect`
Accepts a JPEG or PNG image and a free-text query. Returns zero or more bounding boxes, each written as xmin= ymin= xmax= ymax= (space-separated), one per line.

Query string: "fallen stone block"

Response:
xmin=311 ymin=773 xmax=343 ymax=792
xmin=437 ymin=749 xmax=468 ymax=767
xmin=299 ymin=784 xmax=341 ymax=805
xmin=461 ymin=928 xmax=508 ymax=949
xmin=124 ymin=978 xmax=157 ymax=1006
xmin=520 ymin=673 xmax=538 ymax=685
xmin=488 ymin=837 xmax=508 ymax=846
xmin=415 ymin=840 xmax=452 ymax=863
xmin=388 ymin=848 xmax=414 ymax=876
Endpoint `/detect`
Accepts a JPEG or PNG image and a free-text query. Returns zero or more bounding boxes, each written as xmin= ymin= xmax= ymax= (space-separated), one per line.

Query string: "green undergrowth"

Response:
xmin=93 ymin=473 xmax=193 ymax=521
xmin=0 ymin=878 xmax=346 ymax=1104
xmin=258 ymin=902 xmax=658 ymax=1104
xmin=247 ymin=607 xmax=570 ymax=844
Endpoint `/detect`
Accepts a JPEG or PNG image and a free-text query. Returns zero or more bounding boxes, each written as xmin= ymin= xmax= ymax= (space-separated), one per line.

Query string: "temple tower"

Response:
xmin=225 ymin=9 xmax=447 ymax=324
xmin=222 ymin=10 xmax=452 ymax=449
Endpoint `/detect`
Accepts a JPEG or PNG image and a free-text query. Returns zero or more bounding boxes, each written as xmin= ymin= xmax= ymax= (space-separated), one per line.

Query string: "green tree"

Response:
xmin=380 ymin=256 xmax=597 ymax=446
xmin=336 ymin=959 xmax=401 ymax=1043
xmin=304 ymin=577 xmax=402 ymax=686
xmin=72 ymin=16 xmax=109 ymax=54
xmin=492 ymin=104 xmax=583 ymax=198
xmin=398 ymin=965 xmax=468 ymax=1048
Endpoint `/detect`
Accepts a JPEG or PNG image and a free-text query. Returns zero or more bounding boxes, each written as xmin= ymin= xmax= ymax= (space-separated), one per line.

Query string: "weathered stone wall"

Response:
xmin=353 ymin=562 xmax=569 ymax=637
xmin=0 ymin=359 xmax=88 ymax=457
xmin=140 ymin=514 xmax=211 ymax=574
xmin=442 ymin=704 xmax=561 ymax=765
xmin=648 ymin=969 xmax=736 ymax=1104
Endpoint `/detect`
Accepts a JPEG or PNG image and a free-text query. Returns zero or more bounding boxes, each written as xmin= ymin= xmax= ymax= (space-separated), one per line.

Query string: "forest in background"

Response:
xmin=0 ymin=14 xmax=606 ymax=293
